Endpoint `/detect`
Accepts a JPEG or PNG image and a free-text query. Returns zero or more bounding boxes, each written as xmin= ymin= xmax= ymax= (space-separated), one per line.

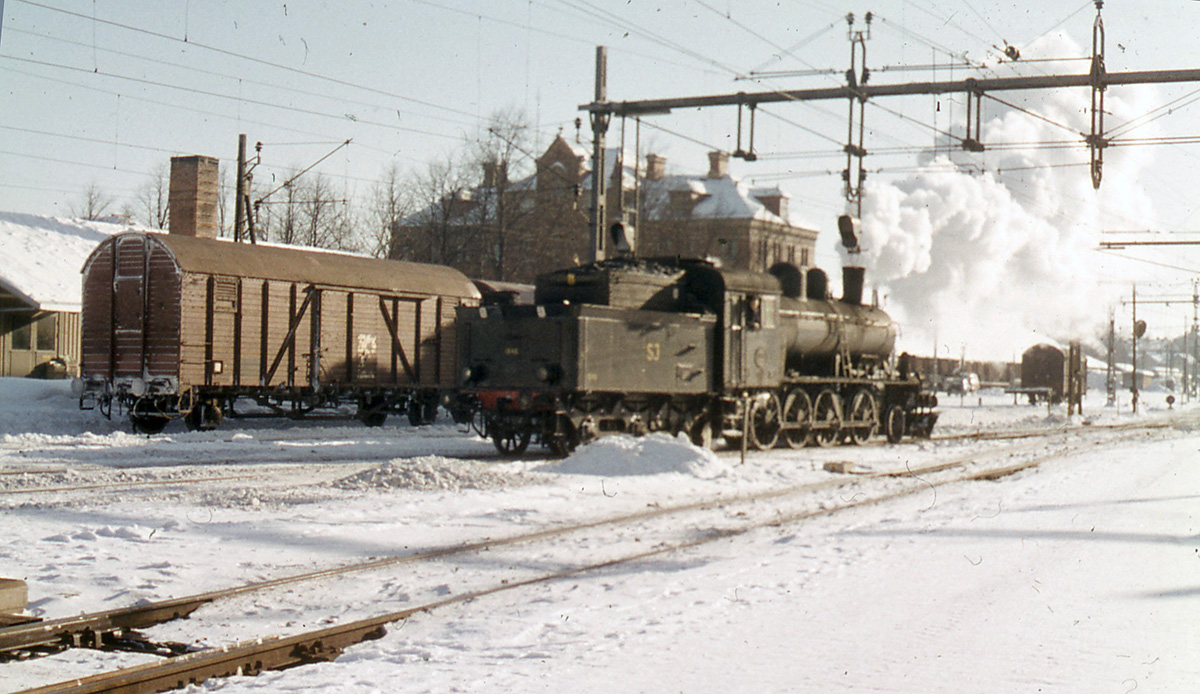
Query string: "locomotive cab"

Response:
xmin=457 ymin=258 xmax=719 ymax=454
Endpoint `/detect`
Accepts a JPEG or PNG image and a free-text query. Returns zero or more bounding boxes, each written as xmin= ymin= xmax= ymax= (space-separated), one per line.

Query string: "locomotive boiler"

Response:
xmin=457 ymin=251 xmax=937 ymax=455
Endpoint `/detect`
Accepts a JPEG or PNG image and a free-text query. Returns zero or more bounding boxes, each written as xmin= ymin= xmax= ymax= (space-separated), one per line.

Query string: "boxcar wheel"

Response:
xmin=185 ymin=401 xmax=223 ymax=432
xmin=131 ymin=415 xmax=169 ymax=435
xmin=407 ymin=398 xmax=438 ymax=427
xmin=360 ymin=411 xmax=387 ymax=427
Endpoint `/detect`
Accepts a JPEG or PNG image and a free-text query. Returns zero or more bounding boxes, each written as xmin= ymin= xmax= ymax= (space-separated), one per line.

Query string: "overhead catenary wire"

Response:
xmin=12 ymin=0 xmax=486 ymax=123
xmin=2 ymin=55 xmax=464 ymax=141
xmin=3 ymin=25 xmax=486 ymax=133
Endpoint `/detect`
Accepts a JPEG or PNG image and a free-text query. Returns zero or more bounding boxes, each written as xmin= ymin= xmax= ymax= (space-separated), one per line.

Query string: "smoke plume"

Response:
xmin=849 ymin=33 xmax=1160 ymax=362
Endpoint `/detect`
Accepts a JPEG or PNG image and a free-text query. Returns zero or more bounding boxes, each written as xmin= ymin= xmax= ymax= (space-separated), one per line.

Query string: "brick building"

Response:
xmin=390 ymin=135 xmax=818 ymax=283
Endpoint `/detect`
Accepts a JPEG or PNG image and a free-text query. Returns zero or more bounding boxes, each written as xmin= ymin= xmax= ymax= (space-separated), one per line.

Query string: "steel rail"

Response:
xmin=0 ymin=475 xmax=259 ymax=497
xmin=16 ymin=420 xmax=1158 ymax=694
xmin=1 ymin=415 xmax=1181 ymax=660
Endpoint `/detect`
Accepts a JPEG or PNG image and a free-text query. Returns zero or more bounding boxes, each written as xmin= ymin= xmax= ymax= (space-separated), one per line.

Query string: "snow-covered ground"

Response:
xmin=1 ymin=378 xmax=1198 ymax=693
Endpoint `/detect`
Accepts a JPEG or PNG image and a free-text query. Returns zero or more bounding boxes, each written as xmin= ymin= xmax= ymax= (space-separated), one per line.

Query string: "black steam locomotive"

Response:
xmin=457 ymin=248 xmax=938 ymax=455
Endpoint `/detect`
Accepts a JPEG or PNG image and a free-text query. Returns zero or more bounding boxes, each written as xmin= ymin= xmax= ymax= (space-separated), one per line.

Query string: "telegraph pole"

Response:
xmin=234 ymin=134 xmax=247 ymax=243
xmin=1132 ymin=284 xmax=1141 ymax=414
xmin=589 ymin=46 xmax=610 ymax=264
xmin=1106 ymin=308 xmax=1116 ymax=407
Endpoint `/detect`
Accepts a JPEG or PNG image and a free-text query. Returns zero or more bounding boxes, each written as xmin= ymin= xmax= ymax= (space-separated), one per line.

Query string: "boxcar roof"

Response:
xmin=94 ymin=232 xmax=481 ymax=300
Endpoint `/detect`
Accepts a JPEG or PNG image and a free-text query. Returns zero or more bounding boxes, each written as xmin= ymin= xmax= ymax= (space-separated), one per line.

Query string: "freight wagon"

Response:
xmin=76 ymin=232 xmax=479 ymax=433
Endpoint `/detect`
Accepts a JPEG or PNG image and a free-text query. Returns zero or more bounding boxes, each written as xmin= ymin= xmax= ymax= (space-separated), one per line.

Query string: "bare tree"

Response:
xmin=72 ymin=181 xmax=115 ymax=220
xmin=369 ymin=162 xmax=413 ymax=259
xmin=133 ymin=163 xmax=170 ymax=229
xmin=263 ymin=176 xmax=302 ymax=246
xmin=298 ymin=173 xmax=337 ymax=248
xmin=396 ymin=153 xmax=477 ymax=269
xmin=469 ymin=108 xmax=534 ymax=280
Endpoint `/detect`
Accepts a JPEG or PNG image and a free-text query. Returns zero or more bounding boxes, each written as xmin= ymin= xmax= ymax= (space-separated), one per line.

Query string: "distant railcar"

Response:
xmin=1015 ymin=343 xmax=1086 ymax=405
xmin=77 ymin=232 xmax=479 ymax=433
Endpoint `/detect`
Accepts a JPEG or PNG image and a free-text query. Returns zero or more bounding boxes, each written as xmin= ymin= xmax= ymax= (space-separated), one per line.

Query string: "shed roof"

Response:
xmin=0 ymin=212 xmax=133 ymax=313
xmin=102 ymin=232 xmax=481 ymax=300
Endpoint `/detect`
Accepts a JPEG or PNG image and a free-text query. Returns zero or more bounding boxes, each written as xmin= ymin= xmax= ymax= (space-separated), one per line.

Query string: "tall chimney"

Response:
xmin=646 ymin=153 xmax=667 ymax=181
xmin=169 ymin=155 xmax=220 ymax=239
xmin=707 ymin=150 xmax=729 ymax=179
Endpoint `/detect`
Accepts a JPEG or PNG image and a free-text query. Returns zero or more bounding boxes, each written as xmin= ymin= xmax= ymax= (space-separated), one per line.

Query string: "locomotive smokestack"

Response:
xmin=842 ymin=266 xmax=865 ymax=305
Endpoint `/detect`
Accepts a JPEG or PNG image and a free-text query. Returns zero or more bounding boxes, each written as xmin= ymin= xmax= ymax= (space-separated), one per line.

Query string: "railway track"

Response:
xmin=8 ymin=414 xmax=1186 ymax=693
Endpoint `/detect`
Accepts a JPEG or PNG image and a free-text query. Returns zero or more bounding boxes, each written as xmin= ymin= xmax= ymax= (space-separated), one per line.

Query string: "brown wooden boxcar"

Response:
xmin=77 ymin=232 xmax=480 ymax=433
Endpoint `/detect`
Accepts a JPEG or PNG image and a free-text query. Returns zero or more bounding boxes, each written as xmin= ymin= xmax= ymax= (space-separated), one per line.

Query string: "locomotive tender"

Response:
xmin=458 ymin=252 xmax=938 ymax=455
xmin=76 ymin=231 xmax=480 ymax=434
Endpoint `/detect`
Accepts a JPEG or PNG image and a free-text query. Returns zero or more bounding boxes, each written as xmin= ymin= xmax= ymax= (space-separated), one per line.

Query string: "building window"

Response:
xmin=11 ymin=316 xmax=32 ymax=350
xmin=35 ymin=314 xmax=56 ymax=351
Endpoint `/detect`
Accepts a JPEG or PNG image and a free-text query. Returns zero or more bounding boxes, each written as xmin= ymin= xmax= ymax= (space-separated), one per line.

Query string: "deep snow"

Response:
xmin=1 ymin=378 xmax=1198 ymax=693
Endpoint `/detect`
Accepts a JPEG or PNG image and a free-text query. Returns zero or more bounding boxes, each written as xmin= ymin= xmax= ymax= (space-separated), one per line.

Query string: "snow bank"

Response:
xmin=546 ymin=433 xmax=732 ymax=479
xmin=0 ymin=378 xmax=123 ymax=436
xmin=333 ymin=456 xmax=526 ymax=492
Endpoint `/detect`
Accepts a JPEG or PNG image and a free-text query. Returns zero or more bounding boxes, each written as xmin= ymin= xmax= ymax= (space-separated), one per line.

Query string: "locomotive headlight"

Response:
xmin=535 ymin=364 xmax=561 ymax=384
xmin=462 ymin=365 xmax=487 ymax=383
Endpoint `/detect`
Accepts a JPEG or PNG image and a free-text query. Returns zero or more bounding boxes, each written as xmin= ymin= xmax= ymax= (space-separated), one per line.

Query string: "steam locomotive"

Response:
xmin=457 ymin=227 xmax=938 ymax=455
xmin=76 ymin=217 xmax=937 ymax=451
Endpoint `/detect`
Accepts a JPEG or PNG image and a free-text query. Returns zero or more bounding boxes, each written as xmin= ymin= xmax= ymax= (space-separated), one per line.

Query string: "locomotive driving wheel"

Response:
xmin=545 ymin=415 xmax=580 ymax=457
xmin=844 ymin=389 xmax=879 ymax=446
xmin=748 ymin=392 xmax=782 ymax=451
xmin=812 ymin=389 xmax=843 ymax=448
xmin=884 ymin=404 xmax=906 ymax=444
xmin=782 ymin=389 xmax=813 ymax=449
xmin=688 ymin=416 xmax=714 ymax=450
xmin=492 ymin=424 xmax=531 ymax=455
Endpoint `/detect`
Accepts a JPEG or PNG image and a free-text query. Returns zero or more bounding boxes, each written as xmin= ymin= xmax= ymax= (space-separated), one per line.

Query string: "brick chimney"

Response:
xmin=482 ymin=159 xmax=508 ymax=188
xmin=168 ymin=155 xmax=220 ymax=239
xmin=646 ymin=153 xmax=667 ymax=181
xmin=753 ymin=188 xmax=790 ymax=221
xmin=707 ymin=150 xmax=729 ymax=179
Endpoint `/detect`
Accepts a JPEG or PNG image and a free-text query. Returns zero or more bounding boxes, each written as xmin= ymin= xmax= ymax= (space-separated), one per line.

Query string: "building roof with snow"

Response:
xmin=641 ymin=151 xmax=795 ymax=226
xmin=0 ymin=212 xmax=139 ymax=313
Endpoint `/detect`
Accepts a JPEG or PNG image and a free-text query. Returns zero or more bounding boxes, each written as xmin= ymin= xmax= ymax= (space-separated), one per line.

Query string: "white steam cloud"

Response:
xmin=849 ymin=34 xmax=1161 ymax=362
